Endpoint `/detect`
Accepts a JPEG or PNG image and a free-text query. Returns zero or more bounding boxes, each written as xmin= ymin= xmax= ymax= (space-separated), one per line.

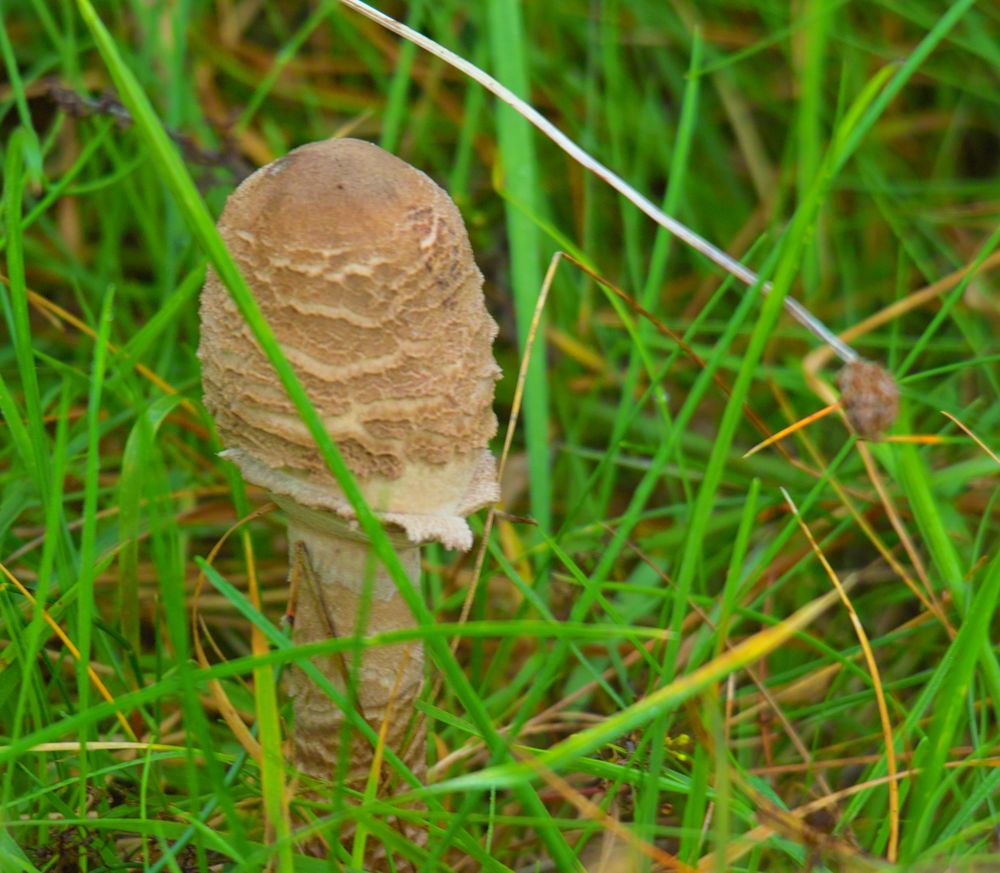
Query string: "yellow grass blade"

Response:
xmin=781 ymin=489 xmax=899 ymax=862
xmin=0 ymin=559 xmax=137 ymax=741
xmin=742 ymin=404 xmax=839 ymax=458
xmin=941 ymin=411 xmax=1000 ymax=465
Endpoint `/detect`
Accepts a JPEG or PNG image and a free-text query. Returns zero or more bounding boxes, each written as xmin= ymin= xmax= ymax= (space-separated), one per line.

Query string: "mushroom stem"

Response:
xmin=277 ymin=498 xmax=425 ymax=787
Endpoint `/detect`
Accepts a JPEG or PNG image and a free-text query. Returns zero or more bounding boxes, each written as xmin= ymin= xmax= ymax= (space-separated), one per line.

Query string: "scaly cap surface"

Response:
xmin=199 ymin=138 xmax=500 ymax=549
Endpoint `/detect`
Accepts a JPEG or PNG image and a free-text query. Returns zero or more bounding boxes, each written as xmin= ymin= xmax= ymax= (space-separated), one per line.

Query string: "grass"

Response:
xmin=1 ymin=0 xmax=999 ymax=870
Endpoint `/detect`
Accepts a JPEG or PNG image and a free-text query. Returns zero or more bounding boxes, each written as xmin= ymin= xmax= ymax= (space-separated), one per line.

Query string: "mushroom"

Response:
xmin=837 ymin=359 xmax=899 ymax=439
xmin=198 ymin=138 xmax=500 ymax=793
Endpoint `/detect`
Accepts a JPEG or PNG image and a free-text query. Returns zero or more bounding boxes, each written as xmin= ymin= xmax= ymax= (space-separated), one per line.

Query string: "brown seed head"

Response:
xmin=837 ymin=359 xmax=899 ymax=439
xmin=199 ymin=138 xmax=501 ymax=548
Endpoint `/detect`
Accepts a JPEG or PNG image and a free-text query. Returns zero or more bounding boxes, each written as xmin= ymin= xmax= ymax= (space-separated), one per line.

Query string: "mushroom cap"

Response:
xmin=837 ymin=359 xmax=899 ymax=439
xmin=199 ymin=138 xmax=501 ymax=549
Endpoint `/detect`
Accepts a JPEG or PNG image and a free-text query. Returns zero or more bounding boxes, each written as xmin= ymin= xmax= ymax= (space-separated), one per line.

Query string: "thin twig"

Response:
xmin=45 ymin=79 xmax=253 ymax=180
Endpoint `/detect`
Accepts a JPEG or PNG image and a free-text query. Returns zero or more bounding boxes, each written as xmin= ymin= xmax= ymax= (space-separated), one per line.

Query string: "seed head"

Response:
xmin=837 ymin=360 xmax=899 ymax=439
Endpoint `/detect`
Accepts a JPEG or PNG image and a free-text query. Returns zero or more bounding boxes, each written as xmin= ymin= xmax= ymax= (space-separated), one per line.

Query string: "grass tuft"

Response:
xmin=1 ymin=1 xmax=998 ymax=870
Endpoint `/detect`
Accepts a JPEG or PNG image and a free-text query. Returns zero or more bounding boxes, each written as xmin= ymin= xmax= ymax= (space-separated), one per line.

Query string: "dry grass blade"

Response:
xmin=769 ymin=381 xmax=954 ymax=634
xmin=0 ymin=559 xmax=137 ymax=741
xmin=621 ymin=535 xmax=840 ymax=803
xmin=700 ymin=756 xmax=1000 ymax=871
xmin=854 ymin=443 xmax=940 ymax=620
xmin=802 ymin=249 xmax=1000 ymax=378
xmin=742 ymin=404 xmax=839 ymax=458
xmin=421 ymin=248 xmax=558 ymax=766
xmin=451 ymin=249 xmax=561 ymax=652
xmin=780 ymin=489 xmax=899 ymax=863
xmin=940 ymin=411 xmax=1000 ymax=466
xmin=6 ymin=741 xmax=185 ymax=753
xmin=191 ymin=501 xmax=278 ymax=764
xmin=517 ymin=750 xmax=695 ymax=872
xmin=878 ymin=434 xmax=946 ymax=445
xmin=795 ymin=357 xmax=953 ymax=624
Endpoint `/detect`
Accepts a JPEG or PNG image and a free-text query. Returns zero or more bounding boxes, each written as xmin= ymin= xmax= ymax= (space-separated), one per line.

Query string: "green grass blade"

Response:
xmin=901 ymin=548 xmax=1000 ymax=860
xmin=2 ymin=129 xmax=49 ymax=502
xmin=74 ymin=283 xmax=114 ymax=814
xmin=487 ymin=0 xmax=552 ymax=533
xmin=117 ymin=395 xmax=183 ymax=663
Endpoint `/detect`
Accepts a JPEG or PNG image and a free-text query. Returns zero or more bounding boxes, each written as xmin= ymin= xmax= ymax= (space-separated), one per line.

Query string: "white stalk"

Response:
xmin=276 ymin=497 xmax=425 ymax=786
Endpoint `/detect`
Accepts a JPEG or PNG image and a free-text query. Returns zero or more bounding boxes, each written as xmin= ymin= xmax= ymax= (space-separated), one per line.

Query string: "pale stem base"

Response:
xmin=278 ymin=499 xmax=426 ymax=791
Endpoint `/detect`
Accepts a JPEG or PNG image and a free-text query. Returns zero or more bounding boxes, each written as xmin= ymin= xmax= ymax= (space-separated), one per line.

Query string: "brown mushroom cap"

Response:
xmin=199 ymin=138 xmax=501 ymax=549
